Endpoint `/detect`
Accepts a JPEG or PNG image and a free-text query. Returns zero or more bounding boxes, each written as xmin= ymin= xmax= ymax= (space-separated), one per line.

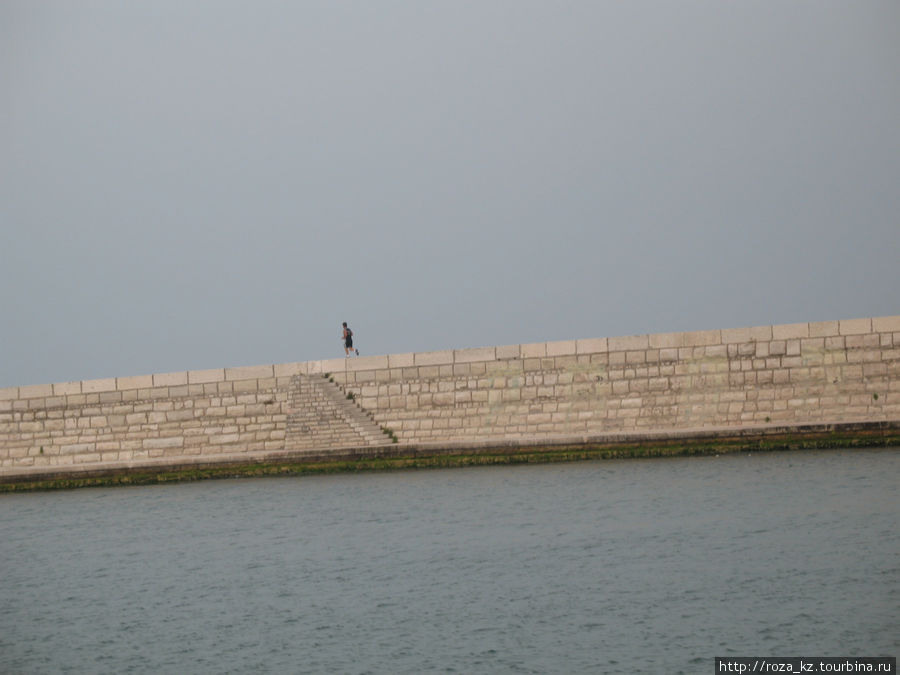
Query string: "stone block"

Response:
xmin=546 ymin=341 xmax=576 ymax=357
xmin=680 ymin=329 xmax=722 ymax=347
xmin=576 ymin=338 xmax=607 ymax=355
xmin=873 ymin=316 xmax=900 ymax=332
xmin=520 ymin=343 xmax=547 ymax=358
xmin=226 ymin=365 xmax=274 ymax=381
xmin=116 ymin=374 xmax=153 ymax=391
xmin=772 ymin=323 xmax=809 ymax=340
xmin=233 ymin=380 xmax=260 ymax=393
xmin=496 ymin=344 xmax=521 ymax=359
xmin=839 ymin=318 xmax=872 ymax=335
xmin=188 ymin=368 xmax=224 ymax=384
xmin=721 ymin=325 xmax=773 ymax=343
xmin=143 ymin=437 xmax=184 ymax=449
xmin=52 ymin=381 xmax=82 ymax=396
xmin=809 ymin=320 xmax=839 ymax=338
xmin=0 ymin=386 xmax=18 ymax=401
xmin=81 ymin=378 xmax=117 ymax=394
xmin=609 ymin=334 xmax=650 ymax=351
xmin=316 ymin=358 xmax=346 ymax=374
xmin=454 ymin=346 xmax=496 ymax=363
xmin=274 ymin=362 xmax=304 ymax=377
xmin=153 ymin=371 xmax=188 ymax=387
xmin=61 ymin=443 xmax=94 ymax=455
xmin=346 ymin=355 xmax=389 ymax=371
xmin=415 ymin=350 xmax=453 ymax=366
xmin=388 ymin=353 xmax=415 ymax=368
xmin=18 ymin=384 xmax=53 ymax=399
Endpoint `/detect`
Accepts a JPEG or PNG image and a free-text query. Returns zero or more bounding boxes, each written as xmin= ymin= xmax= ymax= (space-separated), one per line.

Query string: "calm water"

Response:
xmin=1 ymin=449 xmax=897 ymax=674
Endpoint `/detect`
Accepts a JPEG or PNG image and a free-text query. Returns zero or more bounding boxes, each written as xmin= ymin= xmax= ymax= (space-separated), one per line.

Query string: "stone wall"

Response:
xmin=2 ymin=315 xmax=898 ymax=478
xmin=326 ymin=316 xmax=900 ymax=443
xmin=0 ymin=366 xmax=294 ymax=474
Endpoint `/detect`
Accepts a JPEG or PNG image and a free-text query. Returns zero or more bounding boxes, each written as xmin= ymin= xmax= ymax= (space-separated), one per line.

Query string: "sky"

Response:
xmin=2 ymin=1 xmax=898 ymax=388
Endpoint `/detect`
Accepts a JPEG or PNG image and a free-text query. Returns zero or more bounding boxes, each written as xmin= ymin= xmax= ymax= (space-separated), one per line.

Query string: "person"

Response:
xmin=342 ymin=322 xmax=358 ymax=356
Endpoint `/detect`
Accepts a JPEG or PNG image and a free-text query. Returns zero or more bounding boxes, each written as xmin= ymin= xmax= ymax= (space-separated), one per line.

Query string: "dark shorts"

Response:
xmin=345 ymin=337 xmax=353 ymax=348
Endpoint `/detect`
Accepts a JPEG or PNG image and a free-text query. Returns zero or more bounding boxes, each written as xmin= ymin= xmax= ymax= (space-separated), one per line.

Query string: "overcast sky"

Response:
xmin=2 ymin=1 xmax=898 ymax=388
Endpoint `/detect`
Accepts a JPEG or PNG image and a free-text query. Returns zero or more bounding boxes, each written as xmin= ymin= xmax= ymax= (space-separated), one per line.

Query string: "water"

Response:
xmin=1 ymin=449 xmax=897 ymax=674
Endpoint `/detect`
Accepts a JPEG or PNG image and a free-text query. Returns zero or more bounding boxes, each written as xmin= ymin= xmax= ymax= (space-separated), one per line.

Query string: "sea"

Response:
xmin=1 ymin=448 xmax=897 ymax=674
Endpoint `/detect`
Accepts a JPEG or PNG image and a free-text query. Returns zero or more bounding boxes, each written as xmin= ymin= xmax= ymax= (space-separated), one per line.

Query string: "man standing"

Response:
xmin=342 ymin=322 xmax=359 ymax=357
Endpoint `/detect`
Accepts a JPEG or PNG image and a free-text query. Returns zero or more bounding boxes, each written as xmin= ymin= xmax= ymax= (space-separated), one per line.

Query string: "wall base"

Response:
xmin=3 ymin=419 xmax=898 ymax=492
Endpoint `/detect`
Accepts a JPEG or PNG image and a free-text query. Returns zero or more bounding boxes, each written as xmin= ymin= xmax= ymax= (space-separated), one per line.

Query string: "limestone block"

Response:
xmin=721 ymin=325 xmax=773 ymax=343
xmin=18 ymin=384 xmax=53 ymax=399
xmin=149 ymin=371 xmax=185 ymax=387
xmin=626 ymin=351 xmax=646 ymax=364
xmin=800 ymin=338 xmax=825 ymax=351
xmin=346 ymin=355 xmax=389 ymax=371
xmin=60 ymin=442 xmax=94 ymax=455
xmin=113 ymin=375 xmax=151 ymax=391
xmin=226 ymin=365 xmax=274 ymax=381
xmin=79 ymin=378 xmax=116 ymax=394
xmin=680 ymin=329 xmax=722 ymax=347
xmin=873 ymin=316 xmax=900 ymax=332
xmin=520 ymin=343 xmax=547 ymax=358
xmin=839 ymin=318 xmax=872 ymax=335
xmin=388 ymin=353 xmax=415 ymax=368
xmin=141 ymin=436 xmax=183 ymax=450
xmin=270 ymin=362 xmax=301 ymax=378
xmin=0 ymin=386 xmax=19 ymax=401
xmin=185 ymin=368 xmax=223 ymax=385
xmin=49 ymin=382 xmax=81 ymax=396
xmin=454 ymin=346 xmax=496 ymax=363
xmin=415 ymin=350 xmax=453 ymax=366
xmin=807 ymin=320 xmax=838 ymax=338
xmin=545 ymin=341 xmax=576 ymax=357
xmin=496 ymin=344 xmax=521 ymax=359
xmin=610 ymin=334 xmax=650 ymax=351
xmin=233 ymin=380 xmax=260 ymax=393
xmin=772 ymin=323 xmax=810 ymax=340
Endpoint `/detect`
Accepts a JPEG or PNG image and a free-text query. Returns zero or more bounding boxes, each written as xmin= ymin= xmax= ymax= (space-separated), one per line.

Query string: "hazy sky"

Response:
xmin=2 ymin=1 xmax=898 ymax=387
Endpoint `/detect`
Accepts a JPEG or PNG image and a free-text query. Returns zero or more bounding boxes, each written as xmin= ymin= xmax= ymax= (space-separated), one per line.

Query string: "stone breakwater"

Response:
xmin=1 ymin=316 xmax=898 ymax=483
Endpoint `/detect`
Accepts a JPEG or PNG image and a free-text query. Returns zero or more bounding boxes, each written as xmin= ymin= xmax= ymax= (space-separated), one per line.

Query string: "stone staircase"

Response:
xmin=285 ymin=374 xmax=393 ymax=453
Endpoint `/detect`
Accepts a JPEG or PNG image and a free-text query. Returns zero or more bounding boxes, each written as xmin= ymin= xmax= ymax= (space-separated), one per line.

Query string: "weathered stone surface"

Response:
xmin=143 ymin=437 xmax=184 ymax=449
xmin=454 ymin=347 xmax=496 ymax=363
xmin=609 ymin=335 xmax=650 ymax=351
xmin=576 ymin=338 xmax=607 ymax=355
xmin=839 ymin=318 xmax=872 ymax=335
xmin=721 ymin=325 xmax=773 ymax=343
xmin=873 ymin=316 xmax=900 ymax=333
xmin=52 ymin=382 xmax=82 ymax=396
xmin=809 ymin=320 xmax=840 ymax=338
xmin=388 ymin=353 xmax=415 ymax=368
xmin=680 ymin=330 xmax=721 ymax=347
xmin=414 ymin=350 xmax=453 ymax=366
xmin=81 ymin=378 xmax=117 ymax=394
xmin=496 ymin=344 xmax=521 ymax=359
xmin=188 ymin=369 xmax=225 ymax=385
xmin=772 ymin=323 xmax=809 ymax=340
xmin=18 ymin=384 xmax=53 ymax=399
xmin=546 ymin=341 xmax=576 ymax=357
xmin=520 ymin=343 xmax=547 ymax=358
xmin=116 ymin=375 xmax=154 ymax=391
xmin=225 ymin=365 xmax=274 ymax=381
